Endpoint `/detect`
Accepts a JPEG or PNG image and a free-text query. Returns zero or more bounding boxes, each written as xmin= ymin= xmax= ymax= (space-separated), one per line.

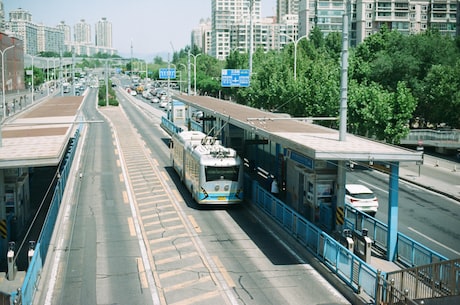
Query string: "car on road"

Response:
xmin=191 ymin=110 xmax=203 ymax=121
xmin=345 ymin=184 xmax=379 ymax=217
xmin=159 ymin=100 xmax=168 ymax=108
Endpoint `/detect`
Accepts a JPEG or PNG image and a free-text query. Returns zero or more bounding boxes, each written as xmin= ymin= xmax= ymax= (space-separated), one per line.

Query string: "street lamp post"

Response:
xmin=46 ymin=58 xmax=50 ymax=95
xmin=281 ymin=34 xmax=308 ymax=81
xmin=248 ymin=0 xmax=254 ymax=74
xmin=188 ymin=52 xmax=201 ymax=96
xmin=26 ymin=55 xmax=34 ymax=103
xmin=178 ymin=63 xmax=187 ymax=94
xmin=1 ymin=45 xmax=15 ymax=119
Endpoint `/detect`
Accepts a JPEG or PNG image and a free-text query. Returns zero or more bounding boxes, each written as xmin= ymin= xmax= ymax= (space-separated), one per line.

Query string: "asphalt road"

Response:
xmin=346 ymin=163 xmax=460 ymax=259
xmin=118 ymin=88 xmax=351 ymax=305
xmin=36 ymin=88 xmax=351 ymax=305
xmin=36 ymin=89 xmax=155 ymax=305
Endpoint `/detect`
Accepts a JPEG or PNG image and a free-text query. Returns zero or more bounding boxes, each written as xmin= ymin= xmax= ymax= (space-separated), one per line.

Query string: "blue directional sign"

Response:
xmin=159 ymin=68 xmax=176 ymax=79
xmin=221 ymin=69 xmax=250 ymax=87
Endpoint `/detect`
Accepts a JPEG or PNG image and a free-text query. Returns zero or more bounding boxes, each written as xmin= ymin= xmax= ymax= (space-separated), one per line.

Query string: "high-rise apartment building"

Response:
xmin=192 ymin=18 xmax=212 ymax=54
xmin=298 ymin=0 xmax=457 ymax=47
xmin=57 ymin=21 xmax=71 ymax=44
xmin=95 ymin=17 xmax=112 ymax=48
xmin=206 ymin=0 xmax=456 ymax=61
xmin=211 ymin=0 xmax=262 ymax=60
xmin=37 ymin=24 xmax=65 ymax=54
xmin=277 ymin=0 xmax=300 ymax=23
xmin=0 ymin=0 xmax=5 ymax=31
xmin=6 ymin=8 xmax=42 ymax=55
xmin=74 ymin=19 xmax=92 ymax=45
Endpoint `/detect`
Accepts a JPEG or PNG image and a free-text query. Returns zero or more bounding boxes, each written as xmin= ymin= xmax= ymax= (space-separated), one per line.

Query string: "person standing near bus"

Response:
xmin=270 ymin=175 xmax=279 ymax=196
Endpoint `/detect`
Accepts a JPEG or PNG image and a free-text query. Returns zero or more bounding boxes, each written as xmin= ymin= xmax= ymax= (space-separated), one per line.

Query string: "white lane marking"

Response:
xmin=357 ymin=179 xmax=387 ymax=194
xmin=407 ymin=227 xmax=460 ymax=256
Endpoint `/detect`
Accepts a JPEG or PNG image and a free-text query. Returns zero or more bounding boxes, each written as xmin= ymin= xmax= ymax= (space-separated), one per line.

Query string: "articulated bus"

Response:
xmin=170 ymin=131 xmax=244 ymax=205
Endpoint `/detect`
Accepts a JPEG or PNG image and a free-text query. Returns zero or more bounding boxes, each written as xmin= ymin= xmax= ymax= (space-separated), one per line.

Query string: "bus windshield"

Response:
xmin=205 ymin=166 xmax=239 ymax=182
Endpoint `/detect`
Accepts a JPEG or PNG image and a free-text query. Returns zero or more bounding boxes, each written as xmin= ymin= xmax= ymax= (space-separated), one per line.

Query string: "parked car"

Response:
xmin=345 ymin=184 xmax=379 ymax=217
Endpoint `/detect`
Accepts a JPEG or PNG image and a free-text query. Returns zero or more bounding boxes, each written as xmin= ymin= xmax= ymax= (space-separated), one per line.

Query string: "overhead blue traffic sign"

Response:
xmin=159 ymin=68 xmax=176 ymax=79
xmin=221 ymin=69 xmax=250 ymax=87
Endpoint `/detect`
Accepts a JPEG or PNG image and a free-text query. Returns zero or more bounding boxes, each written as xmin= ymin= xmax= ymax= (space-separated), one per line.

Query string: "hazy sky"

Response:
xmin=5 ymin=0 xmax=277 ymax=59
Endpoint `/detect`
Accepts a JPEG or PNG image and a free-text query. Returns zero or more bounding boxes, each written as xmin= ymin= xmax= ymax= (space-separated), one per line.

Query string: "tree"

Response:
xmin=348 ymin=80 xmax=416 ymax=143
xmin=24 ymin=66 xmax=46 ymax=89
xmin=98 ymin=80 xmax=118 ymax=106
xmin=153 ymin=56 xmax=164 ymax=65
xmin=416 ymin=61 xmax=460 ymax=128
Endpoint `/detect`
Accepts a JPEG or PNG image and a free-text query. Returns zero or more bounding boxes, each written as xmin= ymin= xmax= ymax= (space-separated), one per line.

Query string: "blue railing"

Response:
xmin=161 ymin=116 xmax=183 ymax=135
xmin=343 ymin=204 xmax=448 ymax=268
xmin=10 ymin=127 xmax=81 ymax=304
xmin=246 ymin=177 xmax=381 ymax=299
xmin=246 ymin=177 xmax=451 ymax=303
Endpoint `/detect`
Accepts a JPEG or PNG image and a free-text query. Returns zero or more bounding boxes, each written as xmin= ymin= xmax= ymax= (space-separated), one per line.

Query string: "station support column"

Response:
xmin=335 ymin=160 xmax=347 ymax=232
xmin=387 ymin=162 xmax=399 ymax=261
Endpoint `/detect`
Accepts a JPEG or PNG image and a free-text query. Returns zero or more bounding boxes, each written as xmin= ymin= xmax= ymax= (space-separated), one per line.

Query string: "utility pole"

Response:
xmin=249 ymin=0 xmax=254 ymax=75
xmin=187 ymin=50 xmax=191 ymax=95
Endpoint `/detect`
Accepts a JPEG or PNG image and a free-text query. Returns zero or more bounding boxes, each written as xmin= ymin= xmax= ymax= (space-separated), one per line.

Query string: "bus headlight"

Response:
xmin=214 ymin=185 xmax=220 ymax=191
xmin=224 ymin=185 xmax=229 ymax=191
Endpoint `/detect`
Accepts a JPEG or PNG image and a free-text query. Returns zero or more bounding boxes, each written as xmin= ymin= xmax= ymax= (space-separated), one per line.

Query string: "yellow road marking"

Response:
xmin=161 ymin=171 xmax=169 ymax=181
xmin=136 ymin=257 xmax=149 ymax=289
xmin=169 ymin=290 xmax=220 ymax=305
xmin=187 ymin=215 xmax=202 ymax=233
xmin=122 ymin=191 xmax=129 ymax=204
xmin=127 ymin=217 xmax=136 ymax=236
xmin=212 ymin=256 xmax=235 ymax=288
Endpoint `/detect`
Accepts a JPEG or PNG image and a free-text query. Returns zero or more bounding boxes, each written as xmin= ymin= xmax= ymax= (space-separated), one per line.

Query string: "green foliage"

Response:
xmin=348 ymin=80 xmax=415 ymax=144
xmin=415 ymin=60 xmax=460 ymax=128
xmin=98 ymin=81 xmax=118 ymax=106
xmin=350 ymin=27 xmax=460 ymax=131
xmin=168 ymin=28 xmax=459 ymax=142
xmin=24 ymin=66 xmax=46 ymax=89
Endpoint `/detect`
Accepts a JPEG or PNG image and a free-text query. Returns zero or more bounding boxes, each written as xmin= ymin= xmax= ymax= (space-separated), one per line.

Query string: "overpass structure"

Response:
xmin=401 ymin=129 xmax=460 ymax=155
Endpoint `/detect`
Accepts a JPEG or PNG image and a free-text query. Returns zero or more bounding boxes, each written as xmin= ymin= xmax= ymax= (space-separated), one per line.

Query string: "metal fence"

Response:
xmin=245 ymin=178 xmax=380 ymax=298
xmin=385 ymin=258 xmax=460 ymax=300
xmin=343 ymin=205 xmax=448 ymax=268
xmin=244 ymin=176 xmax=430 ymax=305
xmin=403 ymin=129 xmax=460 ymax=142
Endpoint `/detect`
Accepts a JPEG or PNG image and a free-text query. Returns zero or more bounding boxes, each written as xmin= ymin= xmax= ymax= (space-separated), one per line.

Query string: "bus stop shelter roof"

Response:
xmin=0 ymin=96 xmax=83 ymax=168
xmin=174 ymin=95 xmax=423 ymax=163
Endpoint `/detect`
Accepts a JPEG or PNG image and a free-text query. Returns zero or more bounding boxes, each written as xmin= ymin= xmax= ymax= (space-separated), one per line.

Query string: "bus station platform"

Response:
xmin=0 ymin=94 xmax=84 ymax=301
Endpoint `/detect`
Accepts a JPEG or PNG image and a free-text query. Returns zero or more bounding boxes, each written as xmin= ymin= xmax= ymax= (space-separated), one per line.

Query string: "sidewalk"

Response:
xmin=0 ymin=90 xmax=50 ymax=122
xmin=398 ymin=155 xmax=460 ymax=202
